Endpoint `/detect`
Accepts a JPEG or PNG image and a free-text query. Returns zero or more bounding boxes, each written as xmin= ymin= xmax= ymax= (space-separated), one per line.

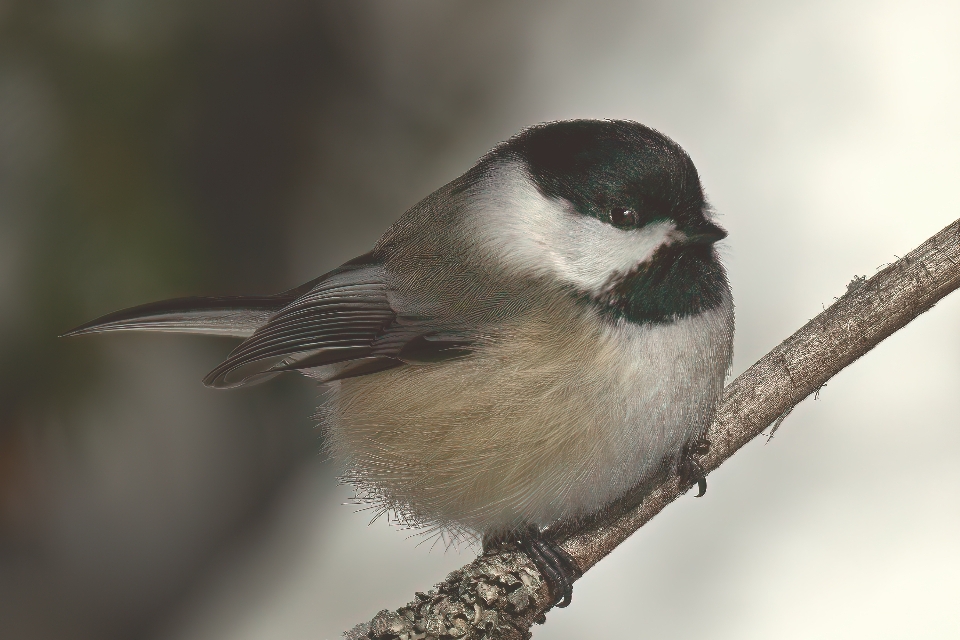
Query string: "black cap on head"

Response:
xmin=488 ymin=120 xmax=707 ymax=232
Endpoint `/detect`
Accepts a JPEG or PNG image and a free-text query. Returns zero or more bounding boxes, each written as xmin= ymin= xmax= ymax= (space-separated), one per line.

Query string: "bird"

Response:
xmin=65 ymin=119 xmax=734 ymax=608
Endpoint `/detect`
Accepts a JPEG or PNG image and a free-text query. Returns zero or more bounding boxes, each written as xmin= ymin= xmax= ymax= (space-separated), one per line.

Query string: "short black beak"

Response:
xmin=681 ymin=221 xmax=727 ymax=245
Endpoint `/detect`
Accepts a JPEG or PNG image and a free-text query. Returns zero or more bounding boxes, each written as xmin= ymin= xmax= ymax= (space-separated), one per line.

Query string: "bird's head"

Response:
xmin=471 ymin=119 xmax=729 ymax=323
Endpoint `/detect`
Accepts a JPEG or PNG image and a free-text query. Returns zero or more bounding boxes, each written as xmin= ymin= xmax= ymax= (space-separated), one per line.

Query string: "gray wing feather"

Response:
xmin=202 ymin=260 xmax=475 ymax=389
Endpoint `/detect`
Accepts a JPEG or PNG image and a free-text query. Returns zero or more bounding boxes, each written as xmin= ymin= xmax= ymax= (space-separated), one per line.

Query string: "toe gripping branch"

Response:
xmin=678 ymin=437 xmax=711 ymax=498
xmin=484 ymin=526 xmax=583 ymax=609
xmin=483 ymin=438 xmax=712 ymax=611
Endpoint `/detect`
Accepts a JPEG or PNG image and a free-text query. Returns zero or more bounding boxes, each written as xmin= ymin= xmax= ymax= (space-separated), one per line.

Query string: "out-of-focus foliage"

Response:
xmin=0 ymin=2 xmax=532 ymax=638
xmin=0 ymin=0 xmax=332 ymax=435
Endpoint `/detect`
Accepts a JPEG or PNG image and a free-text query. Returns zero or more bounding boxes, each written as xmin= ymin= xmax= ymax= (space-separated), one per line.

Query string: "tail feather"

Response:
xmin=63 ymin=295 xmax=293 ymax=338
xmin=63 ymin=274 xmax=328 ymax=339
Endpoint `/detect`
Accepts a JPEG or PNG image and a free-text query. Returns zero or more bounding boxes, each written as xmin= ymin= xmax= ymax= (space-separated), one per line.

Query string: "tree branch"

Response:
xmin=345 ymin=218 xmax=960 ymax=640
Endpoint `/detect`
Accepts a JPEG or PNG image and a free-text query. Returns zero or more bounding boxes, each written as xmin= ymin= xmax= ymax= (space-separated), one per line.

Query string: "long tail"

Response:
xmin=63 ymin=275 xmax=324 ymax=339
xmin=62 ymin=295 xmax=298 ymax=338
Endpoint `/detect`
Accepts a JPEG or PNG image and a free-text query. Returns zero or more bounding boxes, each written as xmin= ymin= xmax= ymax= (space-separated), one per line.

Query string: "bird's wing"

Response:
xmin=202 ymin=256 xmax=475 ymax=389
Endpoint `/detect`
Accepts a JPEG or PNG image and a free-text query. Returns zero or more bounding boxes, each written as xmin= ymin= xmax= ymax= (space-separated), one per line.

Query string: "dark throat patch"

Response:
xmin=592 ymin=244 xmax=728 ymax=324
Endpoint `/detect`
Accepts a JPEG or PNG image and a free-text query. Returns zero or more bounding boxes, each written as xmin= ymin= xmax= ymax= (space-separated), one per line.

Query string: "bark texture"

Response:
xmin=346 ymin=218 xmax=960 ymax=640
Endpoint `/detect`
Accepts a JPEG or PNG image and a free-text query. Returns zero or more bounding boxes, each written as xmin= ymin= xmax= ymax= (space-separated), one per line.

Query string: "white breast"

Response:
xmin=321 ymin=296 xmax=734 ymax=538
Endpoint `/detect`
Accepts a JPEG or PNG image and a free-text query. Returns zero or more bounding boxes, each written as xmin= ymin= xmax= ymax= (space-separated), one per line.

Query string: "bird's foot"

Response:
xmin=678 ymin=436 xmax=711 ymax=497
xmin=483 ymin=525 xmax=582 ymax=609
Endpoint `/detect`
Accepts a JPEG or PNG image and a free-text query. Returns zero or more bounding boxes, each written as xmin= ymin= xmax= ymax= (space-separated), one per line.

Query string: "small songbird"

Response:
xmin=66 ymin=120 xmax=734 ymax=607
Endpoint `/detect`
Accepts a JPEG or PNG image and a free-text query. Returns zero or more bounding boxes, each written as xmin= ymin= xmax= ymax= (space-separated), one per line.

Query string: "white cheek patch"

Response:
xmin=468 ymin=160 xmax=681 ymax=294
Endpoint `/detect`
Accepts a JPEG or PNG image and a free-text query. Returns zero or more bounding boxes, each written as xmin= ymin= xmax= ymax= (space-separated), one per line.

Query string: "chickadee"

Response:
xmin=67 ymin=120 xmax=734 ymax=607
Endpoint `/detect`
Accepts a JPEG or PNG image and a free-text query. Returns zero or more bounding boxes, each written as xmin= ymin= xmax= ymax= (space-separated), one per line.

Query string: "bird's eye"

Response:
xmin=610 ymin=207 xmax=639 ymax=228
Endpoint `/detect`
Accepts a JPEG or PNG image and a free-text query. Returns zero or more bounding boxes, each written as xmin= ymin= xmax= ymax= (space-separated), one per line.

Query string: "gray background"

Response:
xmin=1 ymin=1 xmax=958 ymax=638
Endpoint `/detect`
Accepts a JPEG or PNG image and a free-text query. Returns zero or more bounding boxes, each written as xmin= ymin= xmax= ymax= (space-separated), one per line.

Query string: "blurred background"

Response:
xmin=1 ymin=1 xmax=959 ymax=638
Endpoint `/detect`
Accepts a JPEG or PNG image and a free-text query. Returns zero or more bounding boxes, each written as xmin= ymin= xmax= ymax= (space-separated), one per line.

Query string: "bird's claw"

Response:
xmin=678 ymin=437 xmax=710 ymax=497
xmin=484 ymin=525 xmax=582 ymax=609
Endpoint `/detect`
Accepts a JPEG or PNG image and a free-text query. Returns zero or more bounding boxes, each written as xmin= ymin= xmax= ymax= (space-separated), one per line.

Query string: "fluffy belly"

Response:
xmin=322 ymin=303 xmax=732 ymax=537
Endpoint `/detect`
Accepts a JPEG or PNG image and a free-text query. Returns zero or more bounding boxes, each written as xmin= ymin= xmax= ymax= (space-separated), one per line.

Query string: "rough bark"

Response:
xmin=345 ymin=217 xmax=960 ymax=640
